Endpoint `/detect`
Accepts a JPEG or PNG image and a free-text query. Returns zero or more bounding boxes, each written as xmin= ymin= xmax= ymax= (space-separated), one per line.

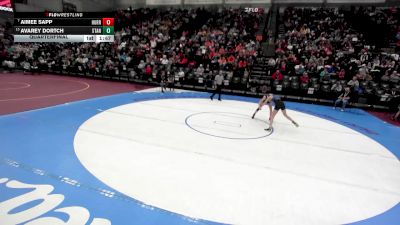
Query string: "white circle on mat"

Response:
xmin=74 ymin=98 xmax=400 ymax=225
xmin=185 ymin=111 xmax=272 ymax=139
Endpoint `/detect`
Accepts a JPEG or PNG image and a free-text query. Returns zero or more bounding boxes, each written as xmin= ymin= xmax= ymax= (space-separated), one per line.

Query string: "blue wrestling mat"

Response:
xmin=0 ymin=91 xmax=399 ymax=225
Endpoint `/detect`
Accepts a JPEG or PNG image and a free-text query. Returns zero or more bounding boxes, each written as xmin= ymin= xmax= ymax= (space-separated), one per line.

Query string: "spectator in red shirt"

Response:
xmin=145 ymin=65 xmax=152 ymax=76
xmin=219 ymin=47 xmax=225 ymax=55
xmin=227 ymin=55 xmax=236 ymax=64
xmin=272 ymin=69 xmax=284 ymax=81
xmin=209 ymin=51 xmax=219 ymax=60
xmin=205 ymin=40 xmax=214 ymax=48
xmin=235 ymin=43 xmax=244 ymax=52
xmin=180 ymin=56 xmax=188 ymax=65
xmin=338 ymin=69 xmax=346 ymax=80
xmin=238 ymin=59 xmax=247 ymax=68
xmin=280 ymin=61 xmax=286 ymax=73
xmin=218 ymin=57 xmax=227 ymax=66
xmin=300 ymin=72 xmax=310 ymax=84
xmin=188 ymin=60 xmax=196 ymax=68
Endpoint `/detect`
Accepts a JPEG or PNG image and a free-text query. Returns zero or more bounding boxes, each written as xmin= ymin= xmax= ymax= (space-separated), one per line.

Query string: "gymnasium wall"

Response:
xmin=226 ymin=0 xmax=269 ymax=3
xmin=327 ymin=0 xmax=386 ymax=3
xmin=114 ymin=0 xmax=394 ymax=10
xmin=274 ymin=0 xmax=323 ymax=3
xmin=115 ymin=0 xmax=145 ymax=9
xmin=15 ymin=0 xmax=114 ymax=12
xmin=15 ymin=0 xmax=62 ymax=12
xmin=184 ymin=0 xmax=222 ymax=5
xmin=146 ymin=0 xmax=181 ymax=5
xmin=115 ymin=0 xmax=272 ymax=9
xmin=67 ymin=0 xmax=114 ymax=11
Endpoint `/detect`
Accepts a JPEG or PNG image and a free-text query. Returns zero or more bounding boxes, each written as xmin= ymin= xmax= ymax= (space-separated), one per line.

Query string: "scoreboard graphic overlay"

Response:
xmin=13 ymin=12 xmax=114 ymax=43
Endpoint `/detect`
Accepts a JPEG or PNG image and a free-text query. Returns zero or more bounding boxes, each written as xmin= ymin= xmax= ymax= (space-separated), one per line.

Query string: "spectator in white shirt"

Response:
xmin=178 ymin=68 xmax=185 ymax=78
xmin=347 ymin=76 xmax=360 ymax=93
xmin=161 ymin=55 xmax=169 ymax=66
xmin=210 ymin=74 xmax=224 ymax=101
xmin=196 ymin=64 xmax=204 ymax=76
xmin=331 ymin=81 xmax=343 ymax=93
xmin=390 ymin=71 xmax=399 ymax=83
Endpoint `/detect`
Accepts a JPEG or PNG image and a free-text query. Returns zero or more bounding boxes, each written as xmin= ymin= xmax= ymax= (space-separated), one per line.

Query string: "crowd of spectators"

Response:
xmin=0 ymin=21 xmax=14 ymax=69
xmin=351 ymin=6 xmax=400 ymax=51
xmin=1 ymin=7 xmax=262 ymax=90
xmin=1 ymin=6 xmax=400 ymax=109
xmin=271 ymin=7 xmax=400 ymax=108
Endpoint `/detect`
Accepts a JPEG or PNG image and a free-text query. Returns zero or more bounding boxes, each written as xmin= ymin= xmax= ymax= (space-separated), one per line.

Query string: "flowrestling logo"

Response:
xmin=0 ymin=177 xmax=111 ymax=225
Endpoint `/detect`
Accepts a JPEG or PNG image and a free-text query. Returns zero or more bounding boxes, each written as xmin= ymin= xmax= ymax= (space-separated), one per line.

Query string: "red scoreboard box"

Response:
xmin=102 ymin=18 xmax=114 ymax=26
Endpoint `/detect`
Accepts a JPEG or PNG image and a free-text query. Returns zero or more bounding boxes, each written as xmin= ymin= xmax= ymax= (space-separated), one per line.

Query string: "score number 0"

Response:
xmin=102 ymin=18 xmax=114 ymax=26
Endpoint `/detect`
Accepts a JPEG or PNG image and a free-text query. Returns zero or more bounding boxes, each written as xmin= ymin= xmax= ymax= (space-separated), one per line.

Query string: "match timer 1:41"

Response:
xmin=102 ymin=18 xmax=114 ymax=35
